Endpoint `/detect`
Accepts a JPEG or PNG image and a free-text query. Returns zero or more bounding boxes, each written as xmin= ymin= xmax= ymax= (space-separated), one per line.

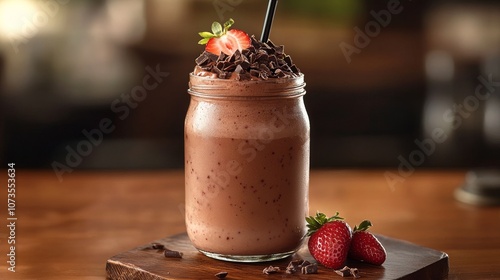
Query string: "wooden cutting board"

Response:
xmin=106 ymin=233 xmax=448 ymax=280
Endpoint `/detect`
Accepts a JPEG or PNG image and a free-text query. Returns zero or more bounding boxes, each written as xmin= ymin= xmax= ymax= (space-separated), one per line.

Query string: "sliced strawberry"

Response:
xmin=198 ymin=19 xmax=251 ymax=56
xmin=205 ymin=29 xmax=251 ymax=56
xmin=348 ymin=220 xmax=387 ymax=266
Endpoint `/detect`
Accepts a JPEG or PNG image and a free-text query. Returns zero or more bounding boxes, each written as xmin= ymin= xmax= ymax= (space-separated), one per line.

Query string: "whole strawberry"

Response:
xmin=306 ymin=212 xmax=352 ymax=269
xmin=348 ymin=220 xmax=386 ymax=266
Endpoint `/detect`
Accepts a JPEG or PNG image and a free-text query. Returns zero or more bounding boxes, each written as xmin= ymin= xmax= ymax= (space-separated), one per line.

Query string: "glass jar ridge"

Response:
xmin=188 ymin=73 xmax=306 ymax=98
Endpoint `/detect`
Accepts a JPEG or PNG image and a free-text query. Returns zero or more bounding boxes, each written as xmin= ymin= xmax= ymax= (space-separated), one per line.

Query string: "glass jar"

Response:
xmin=185 ymin=73 xmax=309 ymax=262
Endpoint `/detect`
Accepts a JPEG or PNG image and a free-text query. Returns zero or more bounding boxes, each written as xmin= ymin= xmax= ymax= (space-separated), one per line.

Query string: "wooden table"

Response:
xmin=1 ymin=170 xmax=499 ymax=279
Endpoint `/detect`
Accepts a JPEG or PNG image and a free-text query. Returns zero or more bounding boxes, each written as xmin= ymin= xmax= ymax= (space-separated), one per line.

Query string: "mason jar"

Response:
xmin=185 ymin=73 xmax=309 ymax=262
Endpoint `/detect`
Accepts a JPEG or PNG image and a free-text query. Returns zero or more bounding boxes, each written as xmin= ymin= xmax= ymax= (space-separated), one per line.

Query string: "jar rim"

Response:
xmin=188 ymin=73 xmax=306 ymax=99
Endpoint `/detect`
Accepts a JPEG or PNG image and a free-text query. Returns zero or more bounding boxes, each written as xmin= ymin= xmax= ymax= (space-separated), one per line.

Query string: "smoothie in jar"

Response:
xmin=185 ymin=20 xmax=309 ymax=262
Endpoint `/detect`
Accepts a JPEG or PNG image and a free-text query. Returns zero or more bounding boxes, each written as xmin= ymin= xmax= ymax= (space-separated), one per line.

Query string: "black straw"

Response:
xmin=260 ymin=0 xmax=278 ymax=43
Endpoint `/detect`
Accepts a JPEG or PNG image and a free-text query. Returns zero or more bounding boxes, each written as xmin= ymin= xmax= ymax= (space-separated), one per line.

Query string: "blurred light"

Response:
xmin=0 ymin=0 xmax=38 ymax=40
xmin=422 ymin=51 xmax=455 ymax=140
xmin=426 ymin=5 xmax=500 ymax=59
xmin=104 ymin=0 xmax=146 ymax=45
xmin=484 ymin=99 xmax=500 ymax=144
xmin=425 ymin=50 xmax=454 ymax=82
xmin=483 ymin=55 xmax=500 ymax=146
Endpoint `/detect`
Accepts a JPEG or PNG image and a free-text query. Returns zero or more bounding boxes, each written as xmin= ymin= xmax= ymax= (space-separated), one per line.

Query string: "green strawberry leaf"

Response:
xmin=199 ymin=31 xmax=215 ymax=38
xmin=306 ymin=211 xmax=344 ymax=236
xmin=197 ymin=18 xmax=237 ymax=46
xmin=198 ymin=38 xmax=211 ymax=45
xmin=211 ymin=21 xmax=223 ymax=37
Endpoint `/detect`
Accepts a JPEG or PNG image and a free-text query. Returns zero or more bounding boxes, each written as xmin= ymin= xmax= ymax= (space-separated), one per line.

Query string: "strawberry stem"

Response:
xmin=353 ymin=220 xmax=372 ymax=232
xmin=306 ymin=212 xmax=344 ymax=236
xmin=223 ymin=18 xmax=234 ymax=32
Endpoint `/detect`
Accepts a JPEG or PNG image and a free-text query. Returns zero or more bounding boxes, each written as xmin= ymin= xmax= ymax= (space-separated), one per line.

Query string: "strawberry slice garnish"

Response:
xmin=348 ymin=220 xmax=387 ymax=266
xmin=198 ymin=18 xmax=251 ymax=56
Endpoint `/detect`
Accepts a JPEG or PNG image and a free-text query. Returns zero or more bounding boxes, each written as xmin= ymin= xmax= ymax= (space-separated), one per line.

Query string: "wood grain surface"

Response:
xmin=1 ymin=170 xmax=499 ymax=279
xmin=106 ymin=233 xmax=448 ymax=280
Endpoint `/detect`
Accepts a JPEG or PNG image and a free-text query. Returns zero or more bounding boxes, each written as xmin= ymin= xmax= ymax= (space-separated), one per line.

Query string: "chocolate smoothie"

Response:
xmin=185 ymin=36 xmax=309 ymax=262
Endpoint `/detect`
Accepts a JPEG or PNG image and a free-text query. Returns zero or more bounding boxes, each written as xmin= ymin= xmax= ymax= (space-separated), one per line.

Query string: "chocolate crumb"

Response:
xmin=285 ymin=259 xmax=301 ymax=274
xmin=350 ymin=267 xmax=360 ymax=278
xmin=301 ymin=263 xmax=318 ymax=274
xmin=335 ymin=266 xmax=352 ymax=277
xmin=299 ymin=260 xmax=311 ymax=267
xmin=150 ymin=243 xmax=165 ymax=250
xmin=262 ymin=265 xmax=280 ymax=274
xmin=214 ymin=271 xmax=228 ymax=279
xmin=164 ymin=249 xmax=183 ymax=258
xmin=285 ymin=259 xmax=318 ymax=275
xmin=195 ymin=53 xmax=209 ymax=66
xmin=334 ymin=266 xmax=361 ymax=278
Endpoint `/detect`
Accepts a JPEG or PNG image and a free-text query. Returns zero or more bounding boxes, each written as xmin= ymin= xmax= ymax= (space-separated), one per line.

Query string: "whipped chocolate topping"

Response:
xmin=194 ymin=36 xmax=301 ymax=80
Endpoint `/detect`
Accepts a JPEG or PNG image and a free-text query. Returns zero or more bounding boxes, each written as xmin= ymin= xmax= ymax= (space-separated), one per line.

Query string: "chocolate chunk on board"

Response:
xmin=301 ymin=263 xmax=318 ymax=274
xmin=334 ymin=266 xmax=361 ymax=278
xmin=150 ymin=243 xmax=165 ymax=250
xmin=214 ymin=271 xmax=228 ymax=279
xmin=262 ymin=265 xmax=280 ymax=275
xmin=285 ymin=259 xmax=302 ymax=274
xmin=164 ymin=249 xmax=183 ymax=258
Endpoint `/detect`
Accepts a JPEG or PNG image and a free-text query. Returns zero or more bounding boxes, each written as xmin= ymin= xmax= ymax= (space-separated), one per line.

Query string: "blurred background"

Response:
xmin=1 ymin=0 xmax=500 ymax=171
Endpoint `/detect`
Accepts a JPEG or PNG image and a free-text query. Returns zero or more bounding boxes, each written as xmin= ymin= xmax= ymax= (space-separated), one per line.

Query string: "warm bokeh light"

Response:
xmin=0 ymin=0 xmax=38 ymax=41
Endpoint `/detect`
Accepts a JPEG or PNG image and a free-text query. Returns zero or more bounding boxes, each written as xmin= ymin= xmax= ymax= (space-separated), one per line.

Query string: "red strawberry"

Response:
xmin=198 ymin=18 xmax=251 ymax=56
xmin=306 ymin=212 xmax=352 ymax=269
xmin=348 ymin=220 xmax=387 ymax=266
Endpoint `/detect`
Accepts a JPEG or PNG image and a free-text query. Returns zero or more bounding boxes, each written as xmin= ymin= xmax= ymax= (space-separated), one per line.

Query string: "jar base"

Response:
xmin=198 ymin=249 xmax=296 ymax=263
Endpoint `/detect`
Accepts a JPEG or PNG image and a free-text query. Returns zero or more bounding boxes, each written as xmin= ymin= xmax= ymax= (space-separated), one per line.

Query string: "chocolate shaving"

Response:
xmin=238 ymin=72 xmax=252 ymax=81
xmin=238 ymin=60 xmax=250 ymax=69
xmin=259 ymin=64 xmax=271 ymax=75
xmin=150 ymin=243 xmax=165 ymax=250
xmin=299 ymin=260 xmax=311 ymax=267
xmin=195 ymin=54 xmax=209 ymax=66
xmin=218 ymin=52 xmax=228 ymax=62
xmin=301 ymin=263 xmax=318 ymax=274
xmin=285 ymin=260 xmax=301 ymax=274
xmin=285 ymin=259 xmax=318 ymax=275
xmin=350 ymin=267 xmax=361 ymax=278
xmin=334 ymin=266 xmax=361 ymax=278
xmin=194 ymin=35 xmax=300 ymax=80
xmin=214 ymin=271 xmax=228 ymax=279
xmin=250 ymin=69 xmax=260 ymax=77
xmin=262 ymin=265 xmax=280 ymax=275
xmin=335 ymin=266 xmax=352 ymax=277
xmin=164 ymin=249 xmax=183 ymax=258
xmin=233 ymin=50 xmax=241 ymax=61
